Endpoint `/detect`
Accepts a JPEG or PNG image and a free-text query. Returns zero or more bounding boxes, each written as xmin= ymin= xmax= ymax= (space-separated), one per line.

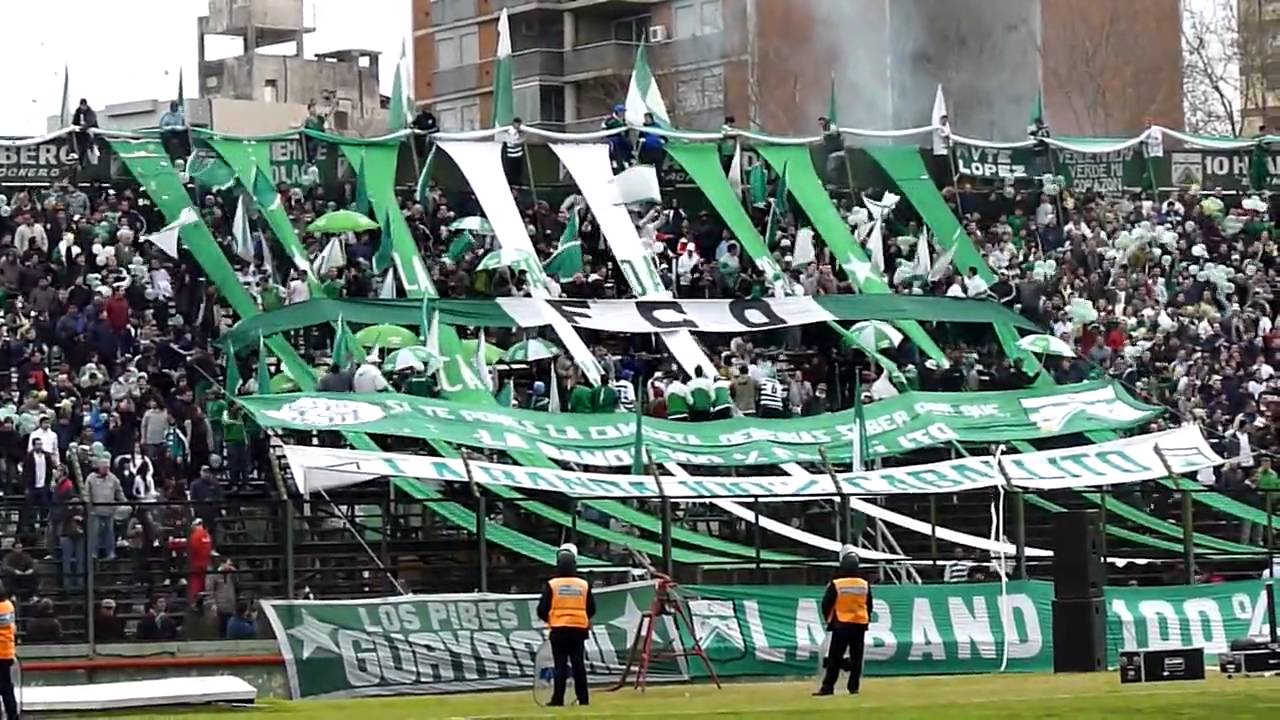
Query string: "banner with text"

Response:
xmin=1168 ymin=150 xmax=1280 ymax=191
xmin=240 ymin=380 xmax=1161 ymax=467
xmin=260 ymin=582 xmax=684 ymax=700
xmin=281 ymin=425 xmax=1220 ymax=498
xmin=1106 ymin=578 xmax=1273 ymax=663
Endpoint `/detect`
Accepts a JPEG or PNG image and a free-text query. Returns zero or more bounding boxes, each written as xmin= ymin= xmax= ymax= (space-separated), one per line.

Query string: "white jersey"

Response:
xmin=758 ymin=377 xmax=784 ymax=411
xmin=613 ymin=380 xmax=636 ymax=412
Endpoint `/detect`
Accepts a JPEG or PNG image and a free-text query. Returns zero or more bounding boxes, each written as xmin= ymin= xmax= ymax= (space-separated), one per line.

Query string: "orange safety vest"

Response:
xmin=547 ymin=577 xmax=590 ymax=629
xmin=829 ymin=577 xmax=870 ymax=625
xmin=0 ymin=598 xmax=15 ymax=660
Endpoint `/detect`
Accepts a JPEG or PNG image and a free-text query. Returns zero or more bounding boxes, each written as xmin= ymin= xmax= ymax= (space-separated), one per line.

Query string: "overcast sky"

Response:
xmin=0 ymin=0 xmax=410 ymax=136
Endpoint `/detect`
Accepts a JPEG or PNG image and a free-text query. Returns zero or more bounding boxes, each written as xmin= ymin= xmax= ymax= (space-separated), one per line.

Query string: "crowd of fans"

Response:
xmin=1 ymin=101 xmax=1278 ymax=643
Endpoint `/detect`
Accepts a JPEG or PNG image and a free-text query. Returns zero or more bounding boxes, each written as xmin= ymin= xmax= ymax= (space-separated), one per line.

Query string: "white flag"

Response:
xmin=792 ymin=227 xmax=816 ymax=267
xmin=866 ymin=222 xmax=885 ymax=274
xmin=378 ymin=268 xmax=397 ymax=299
xmin=862 ymin=192 xmax=899 ymax=274
xmin=929 ymin=230 xmax=961 ymax=281
xmin=609 ymin=165 xmax=662 ymax=205
xmin=548 ymin=361 xmax=561 ymax=414
xmin=312 ymin=235 xmax=347 ymax=276
xmin=727 ymin=140 xmax=743 ymax=198
xmin=260 ymin=233 xmax=276 ymax=283
xmin=144 ymin=207 xmax=198 ymax=259
xmin=931 ymin=84 xmax=951 ymax=156
xmin=871 ymin=369 xmax=900 ymax=400
xmin=424 ymin=309 xmax=443 ymax=377
xmin=476 ymin=329 xmax=493 ymax=392
xmin=913 ymin=230 xmax=932 ymax=278
xmin=233 ymin=193 xmax=255 ymax=263
xmin=1143 ymin=126 xmax=1164 ymax=158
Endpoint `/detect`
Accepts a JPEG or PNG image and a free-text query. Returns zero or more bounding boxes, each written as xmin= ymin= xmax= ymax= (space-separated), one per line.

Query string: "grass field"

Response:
xmin=81 ymin=672 xmax=1280 ymax=720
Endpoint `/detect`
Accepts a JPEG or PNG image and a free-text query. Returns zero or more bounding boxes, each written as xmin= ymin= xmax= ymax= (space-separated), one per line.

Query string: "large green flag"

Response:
xmin=353 ymin=154 xmax=371 ymax=217
xmin=1029 ymin=90 xmax=1046 ymax=129
xmin=388 ymin=40 xmax=412 ymax=132
xmin=446 ymin=230 xmax=475 ymax=264
xmin=332 ymin=315 xmax=364 ymax=368
xmin=373 ymin=209 xmax=394 ymax=274
xmin=491 ymin=9 xmax=514 ymax=127
xmin=746 ymin=163 xmax=768 ymax=206
xmin=762 ymin=163 xmax=787 ymax=249
xmin=256 ymin=340 xmax=272 ymax=395
xmin=543 ymin=210 xmax=583 ymax=280
xmin=225 ymin=344 xmax=241 ymax=396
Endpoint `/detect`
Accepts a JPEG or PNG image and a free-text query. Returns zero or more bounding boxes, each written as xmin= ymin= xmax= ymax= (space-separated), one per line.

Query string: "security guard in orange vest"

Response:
xmin=815 ymin=545 xmax=872 ymax=696
xmin=0 ymin=581 xmax=19 ymax=718
xmin=536 ymin=543 xmax=596 ymax=706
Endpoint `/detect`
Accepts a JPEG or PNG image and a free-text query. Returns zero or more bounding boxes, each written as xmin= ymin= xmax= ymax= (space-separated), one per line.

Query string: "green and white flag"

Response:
xmin=388 ymin=40 xmax=413 ymax=132
xmin=491 ymin=8 xmax=515 ymax=128
xmin=144 ymin=206 xmax=199 ymax=259
xmin=378 ymin=267 xmax=397 ymax=300
xmin=931 ymin=84 xmax=950 ymax=156
xmin=373 ymin=209 xmax=394 ymax=275
xmin=543 ymin=209 xmax=583 ymax=280
xmin=624 ymin=42 xmax=669 ymax=127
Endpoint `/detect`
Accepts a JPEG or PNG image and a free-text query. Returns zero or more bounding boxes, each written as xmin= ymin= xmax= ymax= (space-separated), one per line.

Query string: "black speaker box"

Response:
xmin=1052 ymin=510 xmax=1105 ymax=599
xmin=1052 ymin=598 xmax=1106 ymax=673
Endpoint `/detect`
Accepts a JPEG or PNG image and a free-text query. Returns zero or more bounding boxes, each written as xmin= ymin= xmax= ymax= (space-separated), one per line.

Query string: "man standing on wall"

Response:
xmin=815 ymin=545 xmax=871 ymax=696
xmin=536 ymin=543 xmax=595 ymax=707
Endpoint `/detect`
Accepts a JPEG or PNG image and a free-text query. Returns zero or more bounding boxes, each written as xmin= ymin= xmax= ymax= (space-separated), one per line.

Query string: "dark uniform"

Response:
xmin=536 ymin=549 xmax=596 ymax=706
xmin=0 ymin=582 xmax=18 ymax=719
xmin=815 ymin=549 xmax=871 ymax=696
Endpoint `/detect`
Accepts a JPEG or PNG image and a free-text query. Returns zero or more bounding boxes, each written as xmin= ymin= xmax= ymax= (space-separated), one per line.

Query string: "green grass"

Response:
xmin=75 ymin=672 xmax=1280 ymax=720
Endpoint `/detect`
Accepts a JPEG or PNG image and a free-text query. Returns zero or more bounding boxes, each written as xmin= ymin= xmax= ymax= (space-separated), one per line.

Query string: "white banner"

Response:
xmin=495 ymin=296 xmax=839 ymax=335
xmin=284 ymin=426 xmax=1220 ymax=499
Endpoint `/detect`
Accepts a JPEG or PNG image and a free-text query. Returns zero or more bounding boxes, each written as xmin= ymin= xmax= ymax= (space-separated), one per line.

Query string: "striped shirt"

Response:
xmin=758 ymin=378 xmax=785 ymax=412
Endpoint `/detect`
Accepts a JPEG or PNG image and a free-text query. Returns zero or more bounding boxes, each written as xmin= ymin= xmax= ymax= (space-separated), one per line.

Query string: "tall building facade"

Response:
xmin=411 ymin=0 xmax=1182 ymax=141
xmin=1239 ymin=0 xmax=1280 ymax=134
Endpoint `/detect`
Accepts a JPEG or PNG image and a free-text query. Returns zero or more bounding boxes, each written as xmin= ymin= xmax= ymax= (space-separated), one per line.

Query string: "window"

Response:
xmin=613 ymin=14 xmax=651 ymax=43
xmin=436 ymin=98 xmax=481 ymax=131
xmin=673 ymin=0 xmax=722 ymax=38
xmin=263 ymin=79 xmax=278 ymax=103
xmin=513 ymin=84 xmax=566 ymax=123
xmin=435 ymin=27 xmax=479 ymax=69
xmin=673 ymin=67 xmax=723 ymax=113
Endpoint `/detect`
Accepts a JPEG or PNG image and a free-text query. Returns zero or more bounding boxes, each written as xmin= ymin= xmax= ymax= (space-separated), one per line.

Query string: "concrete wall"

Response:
xmin=208 ymin=98 xmax=310 ymax=135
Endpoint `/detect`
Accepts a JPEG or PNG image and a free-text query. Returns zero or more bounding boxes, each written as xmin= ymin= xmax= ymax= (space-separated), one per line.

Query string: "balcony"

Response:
xmin=513 ymin=49 xmax=564 ymax=79
xmin=649 ymin=34 xmax=726 ymax=70
xmin=564 ymin=41 xmax=635 ymax=79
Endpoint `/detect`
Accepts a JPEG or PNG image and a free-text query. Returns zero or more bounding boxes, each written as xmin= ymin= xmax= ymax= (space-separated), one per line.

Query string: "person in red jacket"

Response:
xmin=105 ymin=286 xmax=130 ymax=332
xmin=187 ymin=519 xmax=213 ymax=603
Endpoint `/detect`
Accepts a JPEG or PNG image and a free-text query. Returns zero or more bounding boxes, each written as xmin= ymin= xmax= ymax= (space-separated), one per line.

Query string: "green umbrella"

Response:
xmin=382 ymin=345 xmax=442 ymax=373
xmin=1016 ymin=333 xmax=1075 ymax=357
xmin=846 ymin=320 xmax=905 ymax=351
xmin=449 ymin=216 xmax=494 ymax=235
xmin=477 ymin=247 xmax=536 ymax=272
xmin=502 ymin=338 xmax=560 ymax=362
xmin=355 ymin=324 xmax=419 ymax=350
xmin=461 ymin=338 xmax=505 ymax=365
xmin=270 ymin=365 xmax=325 ymax=393
xmin=307 ymin=209 xmax=380 ymax=235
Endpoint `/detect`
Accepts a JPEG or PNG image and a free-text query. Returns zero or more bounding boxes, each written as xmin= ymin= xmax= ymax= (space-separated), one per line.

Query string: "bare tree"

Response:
xmin=1183 ymin=0 xmax=1259 ymax=136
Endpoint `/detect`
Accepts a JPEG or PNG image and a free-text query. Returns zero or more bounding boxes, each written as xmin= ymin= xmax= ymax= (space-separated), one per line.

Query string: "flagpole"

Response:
xmin=818 ymin=446 xmax=851 ymax=547
xmin=460 ymin=450 xmax=488 ymax=593
xmin=644 ymin=447 xmax=674 ymax=577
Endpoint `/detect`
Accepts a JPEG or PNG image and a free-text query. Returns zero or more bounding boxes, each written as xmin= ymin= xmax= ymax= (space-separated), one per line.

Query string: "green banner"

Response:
xmin=1105 ymin=578 xmax=1273 ymax=663
xmin=1168 ymin=149 xmax=1280 ymax=191
xmin=683 ymin=581 xmax=1054 ymax=678
xmin=260 ymin=582 xmax=682 ymax=699
xmin=953 ymin=142 xmax=1150 ymax=190
xmin=0 ymin=136 xmax=113 ymax=183
xmin=240 ymin=380 xmax=1159 ymax=467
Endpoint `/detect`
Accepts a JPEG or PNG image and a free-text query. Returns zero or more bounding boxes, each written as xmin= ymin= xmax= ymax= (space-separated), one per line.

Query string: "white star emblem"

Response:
xmin=287 ymin=610 xmax=341 ymax=660
xmin=609 ymin=593 xmax=652 ymax=643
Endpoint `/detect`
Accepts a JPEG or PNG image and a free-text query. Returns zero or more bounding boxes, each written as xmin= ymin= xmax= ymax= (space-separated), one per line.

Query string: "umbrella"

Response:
xmin=307 ymin=210 xmax=379 ymax=235
xmin=1017 ymin=333 xmax=1076 ymax=357
xmin=382 ymin=345 xmax=442 ymax=373
xmin=449 ymin=216 xmax=494 ymax=235
xmin=476 ymin=247 xmax=536 ymax=272
xmin=270 ymin=365 xmax=325 ymax=393
xmin=355 ymin=324 xmax=419 ymax=350
xmin=846 ymin=320 xmax=905 ymax=351
xmin=461 ymin=338 xmax=505 ymax=364
xmin=502 ymin=338 xmax=560 ymax=362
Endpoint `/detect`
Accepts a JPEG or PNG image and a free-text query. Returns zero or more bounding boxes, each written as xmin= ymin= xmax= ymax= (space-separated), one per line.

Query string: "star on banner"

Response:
xmin=287 ymin=610 xmax=341 ymax=660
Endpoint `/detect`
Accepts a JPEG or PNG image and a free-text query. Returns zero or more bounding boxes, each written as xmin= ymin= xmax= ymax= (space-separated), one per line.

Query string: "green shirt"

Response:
xmin=322 ymin=278 xmax=344 ymax=299
xmin=592 ymin=384 xmax=618 ymax=413
xmin=711 ymin=382 xmax=732 ymax=411
xmin=261 ymin=284 xmax=284 ymax=311
xmin=568 ymin=385 xmax=594 ymax=413
xmin=1257 ymin=468 xmax=1280 ymax=492
xmin=222 ymin=412 xmax=247 ymax=445
xmin=205 ymin=398 xmax=228 ymax=428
